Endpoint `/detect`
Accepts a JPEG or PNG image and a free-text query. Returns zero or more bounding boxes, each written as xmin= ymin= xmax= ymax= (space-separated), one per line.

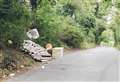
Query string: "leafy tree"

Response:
xmin=0 ymin=0 xmax=120 ymax=49
xmin=0 ymin=0 xmax=31 ymax=48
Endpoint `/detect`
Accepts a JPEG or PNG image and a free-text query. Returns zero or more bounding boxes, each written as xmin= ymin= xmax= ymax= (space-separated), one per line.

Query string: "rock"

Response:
xmin=9 ymin=73 xmax=15 ymax=77
xmin=16 ymin=70 xmax=20 ymax=73
xmin=41 ymin=65 xmax=45 ymax=69
xmin=8 ymin=40 xmax=13 ymax=44
xmin=20 ymin=65 xmax=24 ymax=68
xmin=2 ymin=75 xmax=7 ymax=78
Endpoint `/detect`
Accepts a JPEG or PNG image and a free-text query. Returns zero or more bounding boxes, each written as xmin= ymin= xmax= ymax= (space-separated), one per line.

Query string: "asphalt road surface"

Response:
xmin=7 ymin=47 xmax=120 ymax=82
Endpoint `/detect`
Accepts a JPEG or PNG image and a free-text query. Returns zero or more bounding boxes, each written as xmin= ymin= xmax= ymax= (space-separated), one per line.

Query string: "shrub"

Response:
xmin=100 ymin=29 xmax=115 ymax=47
xmin=0 ymin=0 xmax=31 ymax=48
xmin=113 ymin=16 xmax=120 ymax=49
xmin=58 ymin=25 xmax=84 ymax=48
xmin=94 ymin=19 xmax=106 ymax=44
xmin=35 ymin=1 xmax=60 ymax=47
xmin=79 ymin=16 xmax=96 ymax=28
xmin=36 ymin=0 xmax=98 ymax=48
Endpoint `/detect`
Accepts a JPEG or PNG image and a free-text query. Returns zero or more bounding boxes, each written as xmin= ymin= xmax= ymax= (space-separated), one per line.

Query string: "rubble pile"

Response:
xmin=21 ymin=29 xmax=51 ymax=61
xmin=22 ymin=40 xmax=51 ymax=60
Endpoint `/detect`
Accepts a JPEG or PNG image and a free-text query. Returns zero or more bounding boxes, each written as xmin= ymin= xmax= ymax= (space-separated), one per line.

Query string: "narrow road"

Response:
xmin=7 ymin=47 xmax=120 ymax=82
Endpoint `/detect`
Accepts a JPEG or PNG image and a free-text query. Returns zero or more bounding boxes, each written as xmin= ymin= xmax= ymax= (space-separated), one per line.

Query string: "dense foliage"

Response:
xmin=0 ymin=0 xmax=31 ymax=48
xmin=0 ymin=0 xmax=120 ymax=49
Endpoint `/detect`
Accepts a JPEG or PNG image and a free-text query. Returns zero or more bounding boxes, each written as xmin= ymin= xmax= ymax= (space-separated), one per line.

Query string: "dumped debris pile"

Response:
xmin=22 ymin=40 xmax=51 ymax=61
xmin=21 ymin=29 xmax=51 ymax=61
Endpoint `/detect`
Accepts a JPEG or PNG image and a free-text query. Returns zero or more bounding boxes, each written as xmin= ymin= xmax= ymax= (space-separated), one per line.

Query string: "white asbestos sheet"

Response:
xmin=22 ymin=40 xmax=51 ymax=60
xmin=27 ymin=29 xmax=39 ymax=39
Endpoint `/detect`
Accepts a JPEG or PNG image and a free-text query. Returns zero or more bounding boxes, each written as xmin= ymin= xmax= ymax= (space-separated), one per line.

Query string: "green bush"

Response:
xmin=100 ymin=29 xmax=115 ymax=47
xmin=79 ymin=16 xmax=96 ymax=28
xmin=80 ymin=29 xmax=96 ymax=49
xmin=1 ymin=0 xmax=119 ymax=49
xmin=113 ymin=16 xmax=120 ymax=49
xmin=36 ymin=1 xmax=62 ymax=47
xmin=94 ymin=19 xmax=106 ymax=44
xmin=36 ymin=0 xmax=97 ymax=48
xmin=58 ymin=25 xmax=84 ymax=48
xmin=0 ymin=0 xmax=31 ymax=48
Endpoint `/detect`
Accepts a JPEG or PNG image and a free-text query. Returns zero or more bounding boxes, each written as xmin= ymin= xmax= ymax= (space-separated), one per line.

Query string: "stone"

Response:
xmin=52 ymin=47 xmax=64 ymax=58
xmin=9 ymin=73 xmax=15 ymax=77
xmin=41 ymin=65 xmax=45 ymax=69
xmin=8 ymin=40 xmax=13 ymax=44
xmin=2 ymin=75 xmax=7 ymax=78
xmin=20 ymin=65 xmax=24 ymax=68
